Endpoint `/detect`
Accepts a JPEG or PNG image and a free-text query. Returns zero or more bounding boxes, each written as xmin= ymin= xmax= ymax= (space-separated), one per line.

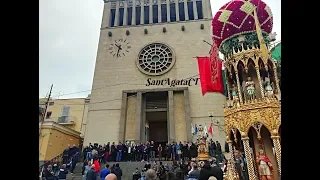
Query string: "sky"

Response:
xmin=39 ymin=0 xmax=281 ymax=99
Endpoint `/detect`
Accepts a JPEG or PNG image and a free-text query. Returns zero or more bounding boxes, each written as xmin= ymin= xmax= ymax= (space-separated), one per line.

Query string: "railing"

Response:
xmin=48 ymin=116 xmax=77 ymax=124
xmin=39 ymin=152 xmax=64 ymax=178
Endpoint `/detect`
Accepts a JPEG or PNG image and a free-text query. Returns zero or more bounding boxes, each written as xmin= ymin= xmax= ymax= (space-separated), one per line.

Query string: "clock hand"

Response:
xmin=116 ymin=48 xmax=120 ymax=57
xmin=115 ymin=44 xmax=120 ymax=48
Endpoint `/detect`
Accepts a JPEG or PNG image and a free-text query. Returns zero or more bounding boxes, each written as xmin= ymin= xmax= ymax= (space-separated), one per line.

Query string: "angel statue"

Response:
xmin=264 ymin=77 xmax=274 ymax=98
xmin=245 ymin=76 xmax=256 ymax=100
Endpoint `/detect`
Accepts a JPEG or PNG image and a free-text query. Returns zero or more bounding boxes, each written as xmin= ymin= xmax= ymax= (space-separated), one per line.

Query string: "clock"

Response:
xmin=108 ymin=38 xmax=131 ymax=57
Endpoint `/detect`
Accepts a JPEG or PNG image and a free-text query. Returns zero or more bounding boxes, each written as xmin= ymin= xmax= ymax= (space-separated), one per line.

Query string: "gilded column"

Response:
xmin=235 ymin=71 xmax=243 ymax=103
xmin=272 ymin=66 xmax=281 ymax=94
xmin=241 ymin=137 xmax=256 ymax=180
xmin=255 ymin=66 xmax=265 ymax=98
xmin=271 ymin=135 xmax=281 ymax=176
xmin=226 ymin=139 xmax=235 ymax=173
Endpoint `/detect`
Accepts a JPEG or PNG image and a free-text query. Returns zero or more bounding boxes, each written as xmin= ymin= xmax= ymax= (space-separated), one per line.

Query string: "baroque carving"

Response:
xmin=224 ymin=98 xmax=280 ymax=138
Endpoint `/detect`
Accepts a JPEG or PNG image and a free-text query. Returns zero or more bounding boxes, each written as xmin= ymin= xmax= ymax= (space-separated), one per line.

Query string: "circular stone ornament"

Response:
xmin=136 ymin=43 xmax=175 ymax=76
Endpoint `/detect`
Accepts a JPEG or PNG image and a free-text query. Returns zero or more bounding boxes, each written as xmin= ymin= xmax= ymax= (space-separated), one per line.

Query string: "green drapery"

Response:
xmin=271 ymin=43 xmax=281 ymax=61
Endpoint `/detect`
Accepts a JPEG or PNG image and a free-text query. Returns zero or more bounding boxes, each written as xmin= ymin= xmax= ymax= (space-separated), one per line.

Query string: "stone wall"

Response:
xmin=125 ymin=96 xmax=137 ymax=140
xmin=173 ymin=91 xmax=187 ymax=142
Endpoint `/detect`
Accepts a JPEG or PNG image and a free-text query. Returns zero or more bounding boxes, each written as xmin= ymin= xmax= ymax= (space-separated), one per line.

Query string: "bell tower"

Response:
xmin=85 ymin=0 xmax=227 ymax=148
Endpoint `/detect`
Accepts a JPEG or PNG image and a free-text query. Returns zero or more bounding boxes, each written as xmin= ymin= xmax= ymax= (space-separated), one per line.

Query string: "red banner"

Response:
xmin=210 ymin=43 xmax=224 ymax=94
xmin=197 ymin=44 xmax=224 ymax=95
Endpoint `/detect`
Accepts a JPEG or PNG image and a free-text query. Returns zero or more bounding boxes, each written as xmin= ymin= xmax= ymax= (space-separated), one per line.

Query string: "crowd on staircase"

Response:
xmin=40 ymin=139 xmax=229 ymax=180
xmin=82 ymin=140 xmax=228 ymax=164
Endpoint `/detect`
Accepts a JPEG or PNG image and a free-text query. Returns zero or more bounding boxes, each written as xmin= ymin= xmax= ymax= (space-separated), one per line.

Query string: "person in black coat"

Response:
xmin=199 ymin=161 xmax=223 ymax=180
xmin=86 ymin=165 xmax=97 ymax=180
xmin=57 ymin=164 xmax=68 ymax=180
xmin=62 ymin=146 xmax=70 ymax=164
xmin=43 ymin=165 xmax=55 ymax=180
xmin=113 ymin=163 xmax=123 ymax=180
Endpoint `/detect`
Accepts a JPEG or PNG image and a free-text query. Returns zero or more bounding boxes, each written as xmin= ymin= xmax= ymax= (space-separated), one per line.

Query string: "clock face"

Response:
xmin=108 ymin=38 xmax=131 ymax=57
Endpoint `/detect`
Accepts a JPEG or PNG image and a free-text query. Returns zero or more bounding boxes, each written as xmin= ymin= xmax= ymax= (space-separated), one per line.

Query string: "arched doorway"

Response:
xmin=248 ymin=125 xmax=279 ymax=180
xmin=230 ymin=128 xmax=244 ymax=153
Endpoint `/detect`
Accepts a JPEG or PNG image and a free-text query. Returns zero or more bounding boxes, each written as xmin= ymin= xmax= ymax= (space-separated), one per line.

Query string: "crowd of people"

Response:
xmin=40 ymin=139 xmax=233 ymax=180
xmin=80 ymin=156 xmax=225 ymax=180
xmin=82 ymin=140 xmax=228 ymax=164
xmin=41 ymin=144 xmax=81 ymax=179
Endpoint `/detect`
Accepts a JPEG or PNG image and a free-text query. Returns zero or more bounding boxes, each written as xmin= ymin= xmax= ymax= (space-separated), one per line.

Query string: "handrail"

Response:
xmin=39 ymin=152 xmax=64 ymax=175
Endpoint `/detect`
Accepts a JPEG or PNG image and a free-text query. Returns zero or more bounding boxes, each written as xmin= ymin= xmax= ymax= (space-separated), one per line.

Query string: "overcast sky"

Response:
xmin=39 ymin=0 xmax=281 ymax=99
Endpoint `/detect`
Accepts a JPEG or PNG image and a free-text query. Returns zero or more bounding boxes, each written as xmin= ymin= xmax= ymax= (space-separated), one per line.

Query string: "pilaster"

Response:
xmin=184 ymin=90 xmax=192 ymax=142
xmin=119 ymin=92 xmax=128 ymax=142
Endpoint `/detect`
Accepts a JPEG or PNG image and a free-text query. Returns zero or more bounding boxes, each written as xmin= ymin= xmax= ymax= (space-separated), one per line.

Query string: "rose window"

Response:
xmin=137 ymin=43 xmax=175 ymax=76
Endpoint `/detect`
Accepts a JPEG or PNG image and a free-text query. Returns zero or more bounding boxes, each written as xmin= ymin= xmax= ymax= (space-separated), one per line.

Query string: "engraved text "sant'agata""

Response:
xmin=145 ymin=78 xmax=199 ymax=87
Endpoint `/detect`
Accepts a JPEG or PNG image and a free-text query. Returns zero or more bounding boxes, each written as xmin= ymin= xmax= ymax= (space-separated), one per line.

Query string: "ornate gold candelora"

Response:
xmin=222 ymin=6 xmax=281 ymax=180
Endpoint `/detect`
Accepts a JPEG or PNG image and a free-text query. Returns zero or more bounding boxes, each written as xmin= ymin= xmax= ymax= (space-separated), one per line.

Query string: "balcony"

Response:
xmin=56 ymin=116 xmax=77 ymax=125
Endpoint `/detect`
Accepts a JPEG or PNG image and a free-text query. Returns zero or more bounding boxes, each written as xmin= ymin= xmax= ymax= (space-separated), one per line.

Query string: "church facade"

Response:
xmin=84 ymin=0 xmax=226 ymax=148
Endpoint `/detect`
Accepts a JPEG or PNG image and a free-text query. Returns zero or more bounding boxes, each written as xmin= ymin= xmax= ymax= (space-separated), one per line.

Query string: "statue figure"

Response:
xmin=196 ymin=125 xmax=210 ymax=161
xmin=231 ymin=84 xmax=239 ymax=102
xmin=256 ymin=149 xmax=273 ymax=180
xmin=264 ymin=77 xmax=274 ymax=98
xmin=245 ymin=76 xmax=256 ymax=100
xmin=234 ymin=150 xmax=249 ymax=180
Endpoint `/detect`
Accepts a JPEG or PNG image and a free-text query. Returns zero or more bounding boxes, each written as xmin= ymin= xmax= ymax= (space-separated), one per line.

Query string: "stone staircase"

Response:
xmin=66 ymin=161 xmax=173 ymax=180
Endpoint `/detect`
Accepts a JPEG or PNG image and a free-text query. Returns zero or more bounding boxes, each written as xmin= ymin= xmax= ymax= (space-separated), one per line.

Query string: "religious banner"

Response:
xmin=209 ymin=43 xmax=224 ymax=94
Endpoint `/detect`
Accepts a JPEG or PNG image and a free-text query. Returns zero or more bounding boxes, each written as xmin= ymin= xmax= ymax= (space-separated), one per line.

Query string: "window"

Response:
xmin=49 ymin=101 xmax=54 ymax=106
xmin=152 ymin=5 xmax=158 ymax=23
xmin=127 ymin=7 xmax=133 ymax=25
xmin=196 ymin=1 xmax=203 ymax=19
xmin=178 ymin=2 xmax=185 ymax=21
xmin=136 ymin=7 xmax=141 ymax=25
xmin=170 ymin=3 xmax=176 ymax=22
xmin=137 ymin=43 xmax=175 ymax=76
xmin=110 ymin=9 xmax=116 ymax=27
xmin=187 ymin=1 xmax=194 ymax=20
xmin=119 ymin=8 xmax=124 ymax=26
xmin=61 ymin=106 xmax=70 ymax=117
xmin=161 ymin=4 xmax=167 ymax=22
xmin=144 ymin=6 xmax=150 ymax=24
xmin=46 ymin=112 xmax=52 ymax=119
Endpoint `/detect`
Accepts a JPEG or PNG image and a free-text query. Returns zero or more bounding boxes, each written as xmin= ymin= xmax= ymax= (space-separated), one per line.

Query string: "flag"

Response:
xmin=196 ymin=43 xmax=224 ymax=96
xmin=191 ymin=123 xmax=195 ymax=135
xmin=204 ymin=124 xmax=208 ymax=134
xmin=208 ymin=123 xmax=213 ymax=135
xmin=194 ymin=124 xmax=198 ymax=135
